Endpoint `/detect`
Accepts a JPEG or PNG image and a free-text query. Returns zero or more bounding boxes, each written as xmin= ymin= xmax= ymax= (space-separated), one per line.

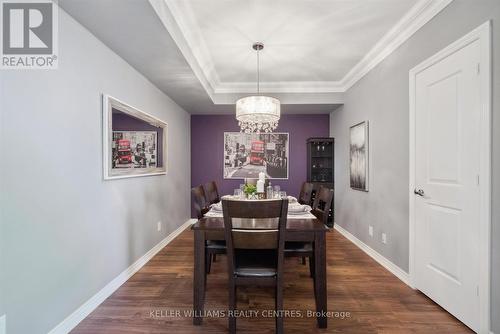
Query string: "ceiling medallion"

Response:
xmin=236 ymin=42 xmax=280 ymax=133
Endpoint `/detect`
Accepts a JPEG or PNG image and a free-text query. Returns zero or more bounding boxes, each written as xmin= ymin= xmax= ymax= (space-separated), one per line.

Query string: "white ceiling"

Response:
xmin=169 ymin=0 xmax=417 ymax=83
xmin=59 ymin=0 xmax=453 ymax=113
xmin=154 ymin=0 xmax=453 ymax=96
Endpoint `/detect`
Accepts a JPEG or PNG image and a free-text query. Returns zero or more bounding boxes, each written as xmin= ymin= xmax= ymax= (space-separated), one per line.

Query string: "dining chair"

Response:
xmin=222 ymin=198 xmax=288 ymax=334
xmin=192 ymin=185 xmax=210 ymax=219
xmin=204 ymin=181 xmax=220 ymax=205
xmin=192 ymin=185 xmax=226 ymax=274
xmin=285 ymin=186 xmax=333 ymax=277
xmin=204 ymin=181 xmax=224 ymax=270
xmin=311 ymin=186 xmax=334 ymax=225
xmin=298 ymin=182 xmax=314 ymax=205
xmin=291 ymin=181 xmax=313 ymax=265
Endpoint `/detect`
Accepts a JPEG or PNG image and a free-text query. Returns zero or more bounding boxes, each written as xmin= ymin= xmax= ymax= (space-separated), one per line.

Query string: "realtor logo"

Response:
xmin=1 ymin=0 xmax=58 ymax=69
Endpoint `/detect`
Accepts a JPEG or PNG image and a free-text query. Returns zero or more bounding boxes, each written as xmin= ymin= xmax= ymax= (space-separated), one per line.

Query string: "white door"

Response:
xmin=414 ymin=39 xmax=481 ymax=331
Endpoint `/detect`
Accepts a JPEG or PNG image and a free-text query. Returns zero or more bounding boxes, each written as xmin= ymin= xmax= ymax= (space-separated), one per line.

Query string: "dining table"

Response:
xmin=191 ymin=205 xmax=329 ymax=328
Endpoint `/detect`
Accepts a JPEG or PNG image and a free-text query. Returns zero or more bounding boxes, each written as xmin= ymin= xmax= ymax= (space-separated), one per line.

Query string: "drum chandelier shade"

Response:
xmin=236 ymin=42 xmax=281 ymax=133
xmin=236 ymin=96 xmax=280 ymax=133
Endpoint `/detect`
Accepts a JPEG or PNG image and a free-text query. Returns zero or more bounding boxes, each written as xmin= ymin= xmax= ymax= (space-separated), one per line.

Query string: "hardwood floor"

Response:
xmin=71 ymin=227 xmax=472 ymax=334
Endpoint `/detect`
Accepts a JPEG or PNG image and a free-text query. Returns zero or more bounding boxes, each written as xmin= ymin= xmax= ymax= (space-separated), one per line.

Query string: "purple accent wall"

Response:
xmin=190 ymin=114 xmax=330 ymax=217
xmin=112 ymin=111 xmax=164 ymax=167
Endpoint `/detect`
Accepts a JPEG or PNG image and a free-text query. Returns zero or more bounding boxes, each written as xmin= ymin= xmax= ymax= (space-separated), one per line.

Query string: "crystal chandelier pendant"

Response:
xmin=236 ymin=96 xmax=280 ymax=133
xmin=235 ymin=42 xmax=281 ymax=133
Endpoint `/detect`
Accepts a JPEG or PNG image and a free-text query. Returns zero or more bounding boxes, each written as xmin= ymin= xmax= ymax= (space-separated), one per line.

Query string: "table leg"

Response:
xmin=193 ymin=230 xmax=205 ymax=325
xmin=314 ymin=231 xmax=327 ymax=328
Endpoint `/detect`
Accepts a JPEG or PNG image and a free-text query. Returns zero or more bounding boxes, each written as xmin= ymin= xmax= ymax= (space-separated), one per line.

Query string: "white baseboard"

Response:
xmin=334 ymin=224 xmax=411 ymax=286
xmin=48 ymin=219 xmax=196 ymax=334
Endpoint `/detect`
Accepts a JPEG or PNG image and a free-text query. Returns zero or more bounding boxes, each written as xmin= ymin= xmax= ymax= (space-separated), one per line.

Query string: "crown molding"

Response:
xmin=215 ymin=81 xmax=345 ymax=94
xmin=151 ymin=0 xmax=454 ymax=98
xmin=148 ymin=0 xmax=218 ymax=102
xmin=339 ymin=0 xmax=455 ymax=90
xmin=212 ymin=91 xmax=345 ymax=105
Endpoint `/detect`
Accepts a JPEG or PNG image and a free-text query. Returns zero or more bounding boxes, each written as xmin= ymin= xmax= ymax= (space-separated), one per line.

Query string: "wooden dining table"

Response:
xmin=191 ymin=216 xmax=329 ymax=328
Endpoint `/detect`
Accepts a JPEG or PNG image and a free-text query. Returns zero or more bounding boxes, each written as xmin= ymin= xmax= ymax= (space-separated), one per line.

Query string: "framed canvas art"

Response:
xmin=223 ymin=132 xmax=289 ymax=179
xmin=350 ymin=121 xmax=369 ymax=191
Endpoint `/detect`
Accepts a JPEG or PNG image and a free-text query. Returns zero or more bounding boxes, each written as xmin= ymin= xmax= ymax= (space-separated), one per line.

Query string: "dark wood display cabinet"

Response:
xmin=307 ymin=138 xmax=334 ymax=227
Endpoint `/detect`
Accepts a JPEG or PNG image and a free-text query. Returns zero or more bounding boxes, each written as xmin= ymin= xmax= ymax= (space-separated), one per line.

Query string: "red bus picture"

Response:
xmin=250 ymin=140 xmax=265 ymax=165
xmin=116 ymin=139 xmax=132 ymax=164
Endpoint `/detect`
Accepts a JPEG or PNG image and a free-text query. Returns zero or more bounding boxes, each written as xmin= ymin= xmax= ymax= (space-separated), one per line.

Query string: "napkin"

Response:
xmin=287 ymin=202 xmax=312 ymax=215
xmin=210 ymin=202 xmax=223 ymax=212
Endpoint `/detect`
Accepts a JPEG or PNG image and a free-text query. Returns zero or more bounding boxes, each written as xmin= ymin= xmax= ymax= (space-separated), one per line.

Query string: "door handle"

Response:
xmin=414 ymin=189 xmax=425 ymax=197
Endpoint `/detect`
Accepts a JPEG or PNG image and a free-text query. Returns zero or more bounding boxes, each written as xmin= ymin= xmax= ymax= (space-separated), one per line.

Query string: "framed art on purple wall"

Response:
xmin=102 ymin=95 xmax=167 ymax=180
xmin=223 ymin=132 xmax=289 ymax=180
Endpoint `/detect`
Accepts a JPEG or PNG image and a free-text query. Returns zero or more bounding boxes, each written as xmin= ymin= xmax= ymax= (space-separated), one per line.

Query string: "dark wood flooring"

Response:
xmin=71 ymin=227 xmax=472 ymax=333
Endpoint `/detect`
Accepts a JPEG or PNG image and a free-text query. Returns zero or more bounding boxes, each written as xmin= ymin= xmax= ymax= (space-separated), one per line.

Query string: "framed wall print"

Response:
xmin=102 ymin=95 xmax=167 ymax=180
xmin=223 ymin=132 xmax=289 ymax=179
xmin=350 ymin=121 xmax=369 ymax=191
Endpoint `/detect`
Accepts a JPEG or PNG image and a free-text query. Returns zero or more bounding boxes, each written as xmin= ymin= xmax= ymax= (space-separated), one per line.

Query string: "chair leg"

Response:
xmin=206 ymin=253 xmax=212 ymax=274
xmin=301 ymin=257 xmax=306 ymax=265
xmin=229 ymin=284 xmax=237 ymax=334
xmin=213 ymin=254 xmax=217 ymax=262
xmin=275 ymin=285 xmax=284 ymax=334
xmin=309 ymin=256 xmax=315 ymax=278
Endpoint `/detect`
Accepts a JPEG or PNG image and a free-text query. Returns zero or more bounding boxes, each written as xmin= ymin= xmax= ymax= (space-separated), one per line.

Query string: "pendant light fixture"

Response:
xmin=236 ymin=42 xmax=281 ymax=133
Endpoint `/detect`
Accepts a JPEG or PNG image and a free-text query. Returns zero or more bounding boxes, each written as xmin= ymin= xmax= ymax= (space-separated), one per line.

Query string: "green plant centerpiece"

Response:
xmin=243 ymin=184 xmax=257 ymax=199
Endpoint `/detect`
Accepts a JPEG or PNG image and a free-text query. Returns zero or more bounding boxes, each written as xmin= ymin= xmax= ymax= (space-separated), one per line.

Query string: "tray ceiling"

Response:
xmin=60 ymin=0 xmax=454 ymax=113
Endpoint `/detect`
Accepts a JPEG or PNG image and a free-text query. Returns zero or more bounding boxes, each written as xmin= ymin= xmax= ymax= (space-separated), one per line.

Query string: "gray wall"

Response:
xmin=329 ymin=0 xmax=499 ymax=331
xmin=0 ymin=7 xmax=191 ymax=334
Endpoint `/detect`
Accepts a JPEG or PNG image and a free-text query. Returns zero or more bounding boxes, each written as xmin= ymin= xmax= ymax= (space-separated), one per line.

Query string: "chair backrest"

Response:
xmin=191 ymin=185 xmax=209 ymax=219
xmin=298 ymin=182 xmax=314 ymax=205
xmin=312 ymin=186 xmax=334 ymax=225
xmin=204 ymin=181 xmax=220 ymax=205
xmin=222 ymin=199 xmax=288 ymax=273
